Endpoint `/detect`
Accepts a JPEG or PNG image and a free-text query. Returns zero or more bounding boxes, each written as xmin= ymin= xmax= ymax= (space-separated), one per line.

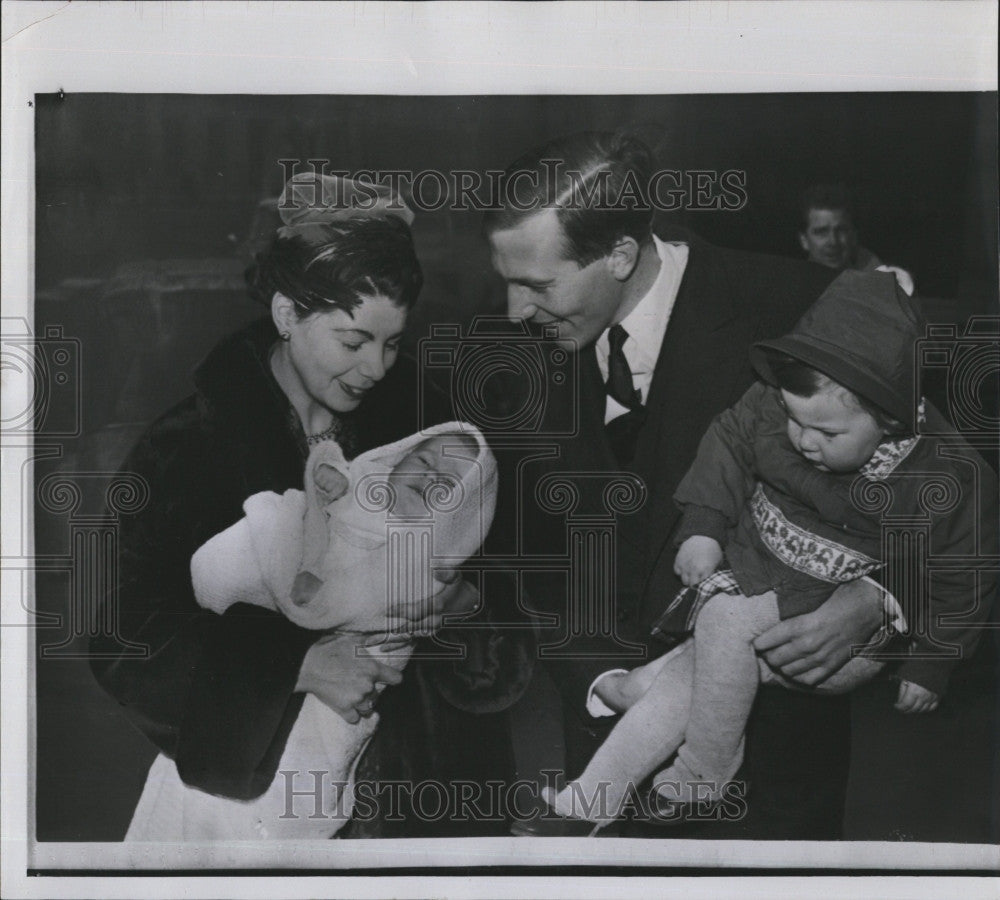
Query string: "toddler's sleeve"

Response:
xmin=674 ymin=381 xmax=770 ymax=544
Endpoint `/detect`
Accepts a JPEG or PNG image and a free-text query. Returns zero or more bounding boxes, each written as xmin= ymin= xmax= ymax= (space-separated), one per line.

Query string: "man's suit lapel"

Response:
xmin=561 ymin=347 xmax=617 ymax=471
xmin=621 ymin=241 xmax=750 ymax=603
xmin=544 ymin=239 xmax=754 ymax=616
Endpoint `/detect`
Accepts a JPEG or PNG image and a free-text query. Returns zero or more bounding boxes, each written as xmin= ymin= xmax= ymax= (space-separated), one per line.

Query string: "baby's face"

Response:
xmin=387 ymin=434 xmax=477 ymax=516
xmin=780 ymin=387 xmax=886 ymax=473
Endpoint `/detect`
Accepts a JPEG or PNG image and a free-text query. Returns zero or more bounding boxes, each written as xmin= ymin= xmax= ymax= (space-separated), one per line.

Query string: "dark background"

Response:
xmin=31 ymin=92 xmax=999 ymax=843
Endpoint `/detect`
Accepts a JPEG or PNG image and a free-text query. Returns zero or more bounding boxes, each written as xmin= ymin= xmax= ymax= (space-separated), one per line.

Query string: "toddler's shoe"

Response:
xmin=639 ymin=742 xmax=744 ymax=824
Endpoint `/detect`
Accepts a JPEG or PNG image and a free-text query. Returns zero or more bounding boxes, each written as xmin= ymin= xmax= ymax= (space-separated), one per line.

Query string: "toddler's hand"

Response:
xmin=894 ymin=679 xmax=940 ymax=714
xmin=674 ymin=536 xmax=723 ymax=586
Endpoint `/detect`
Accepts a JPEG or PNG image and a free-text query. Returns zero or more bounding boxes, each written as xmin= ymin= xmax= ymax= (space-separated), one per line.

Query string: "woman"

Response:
xmin=90 ymin=174 xmax=532 ymax=839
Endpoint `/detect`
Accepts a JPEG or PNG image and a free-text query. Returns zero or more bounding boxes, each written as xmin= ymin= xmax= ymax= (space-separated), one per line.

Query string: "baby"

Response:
xmin=126 ymin=422 xmax=496 ymax=841
xmin=288 ymin=429 xmax=485 ymax=632
xmin=192 ymin=424 xmax=494 ymax=633
xmin=543 ymin=270 xmax=997 ymax=830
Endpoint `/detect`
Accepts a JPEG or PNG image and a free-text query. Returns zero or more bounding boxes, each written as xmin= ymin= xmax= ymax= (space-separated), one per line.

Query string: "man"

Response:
xmin=798 ymin=183 xmax=879 ymax=271
xmin=484 ymin=132 xmax=892 ymax=838
xmin=798 ymin=184 xmax=915 ymax=294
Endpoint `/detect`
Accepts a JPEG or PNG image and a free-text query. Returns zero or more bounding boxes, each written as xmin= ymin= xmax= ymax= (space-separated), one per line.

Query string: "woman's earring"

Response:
xmin=280 ymin=331 xmax=291 ymax=342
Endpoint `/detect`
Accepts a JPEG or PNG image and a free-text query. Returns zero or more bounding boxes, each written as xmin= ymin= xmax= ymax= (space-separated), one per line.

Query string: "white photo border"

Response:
xmin=3 ymin=1 xmax=998 ymax=898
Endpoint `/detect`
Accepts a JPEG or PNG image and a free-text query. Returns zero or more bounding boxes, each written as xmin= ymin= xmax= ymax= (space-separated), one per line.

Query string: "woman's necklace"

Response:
xmin=306 ymin=422 xmax=341 ymax=446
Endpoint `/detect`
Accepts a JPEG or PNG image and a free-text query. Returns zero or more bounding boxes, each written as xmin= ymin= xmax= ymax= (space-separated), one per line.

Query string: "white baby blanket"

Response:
xmin=125 ymin=423 xmax=496 ymax=841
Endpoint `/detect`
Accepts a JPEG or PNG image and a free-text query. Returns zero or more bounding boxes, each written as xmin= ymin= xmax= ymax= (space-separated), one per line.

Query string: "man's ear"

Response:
xmin=797 ymin=232 xmax=810 ymax=254
xmin=604 ymin=236 xmax=641 ymax=282
xmin=271 ymin=292 xmax=298 ymax=335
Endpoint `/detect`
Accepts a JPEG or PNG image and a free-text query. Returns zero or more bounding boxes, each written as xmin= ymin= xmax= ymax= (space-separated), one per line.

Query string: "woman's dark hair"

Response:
xmin=246 ymin=215 xmax=422 ymax=317
xmin=761 ymin=348 xmax=909 ymax=435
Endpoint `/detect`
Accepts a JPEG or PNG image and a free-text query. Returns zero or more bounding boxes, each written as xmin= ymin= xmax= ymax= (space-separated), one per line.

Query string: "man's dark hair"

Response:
xmin=483 ymin=131 xmax=656 ymax=266
xmin=798 ymin=183 xmax=856 ymax=232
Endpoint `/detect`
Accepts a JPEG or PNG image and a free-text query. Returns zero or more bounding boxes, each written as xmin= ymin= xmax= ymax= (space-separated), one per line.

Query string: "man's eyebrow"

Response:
xmin=509 ymin=277 xmax=553 ymax=287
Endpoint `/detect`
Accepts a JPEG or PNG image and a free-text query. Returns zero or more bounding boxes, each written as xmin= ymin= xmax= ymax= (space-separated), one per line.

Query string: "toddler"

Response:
xmin=546 ymin=270 xmax=997 ymax=828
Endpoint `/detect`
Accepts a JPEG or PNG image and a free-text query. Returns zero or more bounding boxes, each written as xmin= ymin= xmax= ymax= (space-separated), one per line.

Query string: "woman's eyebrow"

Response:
xmin=333 ymin=327 xmax=374 ymax=339
xmin=332 ymin=327 xmax=406 ymax=342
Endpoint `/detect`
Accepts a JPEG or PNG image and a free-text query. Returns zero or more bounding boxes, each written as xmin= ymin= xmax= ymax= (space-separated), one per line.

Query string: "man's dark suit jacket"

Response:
xmin=504 ymin=227 xmax=851 ymax=838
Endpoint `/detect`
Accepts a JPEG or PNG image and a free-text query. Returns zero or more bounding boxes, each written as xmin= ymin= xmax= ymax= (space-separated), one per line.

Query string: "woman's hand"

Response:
xmin=674 ymin=535 xmax=723 ymax=587
xmin=372 ymin=568 xmax=480 ymax=640
xmin=295 ymin=631 xmax=404 ymax=723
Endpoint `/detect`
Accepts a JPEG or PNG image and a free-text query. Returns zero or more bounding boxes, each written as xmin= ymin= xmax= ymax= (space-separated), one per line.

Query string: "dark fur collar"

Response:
xmin=192 ymin=317 xmax=291 ymax=436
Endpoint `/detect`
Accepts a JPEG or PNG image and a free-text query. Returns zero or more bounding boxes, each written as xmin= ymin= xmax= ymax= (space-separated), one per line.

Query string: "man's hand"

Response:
xmin=295 ymin=632 xmax=404 ymax=723
xmin=895 ymin=680 xmax=940 ymax=714
xmin=674 ymin=535 xmax=723 ymax=586
xmin=753 ymin=578 xmax=883 ymax=685
xmin=373 ymin=567 xmax=480 ymax=640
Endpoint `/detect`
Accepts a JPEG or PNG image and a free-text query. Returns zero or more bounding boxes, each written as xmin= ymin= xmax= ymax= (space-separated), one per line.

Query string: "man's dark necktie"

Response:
xmin=606 ymin=324 xmax=642 ymax=410
xmin=605 ymin=324 xmax=646 ymax=465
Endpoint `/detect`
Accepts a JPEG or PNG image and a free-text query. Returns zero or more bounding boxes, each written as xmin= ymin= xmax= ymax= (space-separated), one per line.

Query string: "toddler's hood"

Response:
xmin=751 ymin=269 xmax=923 ymax=429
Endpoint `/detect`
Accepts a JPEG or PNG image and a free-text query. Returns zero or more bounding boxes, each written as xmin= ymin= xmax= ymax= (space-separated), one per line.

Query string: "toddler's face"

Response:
xmin=387 ymin=434 xmax=478 ymax=515
xmin=780 ymin=387 xmax=886 ymax=473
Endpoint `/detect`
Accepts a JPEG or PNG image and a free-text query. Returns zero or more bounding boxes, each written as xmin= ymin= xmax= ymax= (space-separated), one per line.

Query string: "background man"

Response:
xmin=798 ymin=183 xmax=875 ymax=270
xmin=798 ymin=183 xmax=915 ymax=295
